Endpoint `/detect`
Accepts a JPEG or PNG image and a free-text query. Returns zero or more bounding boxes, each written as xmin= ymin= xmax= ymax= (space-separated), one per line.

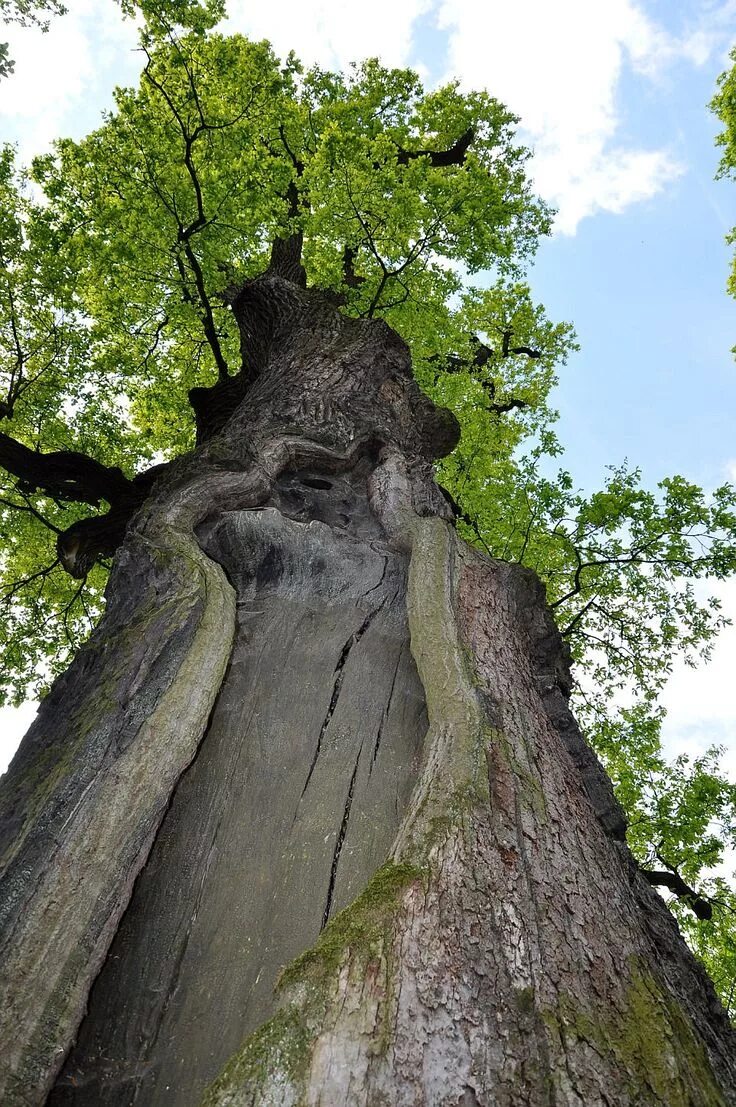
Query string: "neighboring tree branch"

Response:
xmin=487 ymin=396 xmax=530 ymax=415
xmin=641 ymin=867 xmax=713 ymax=921
xmin=432 ymin=331 xmax=542 ymax=377
xmin=142 ymin=56 xmax=231 ymax=380
xmin=0 ymin=492 xmax=61 ymax=533
xmin=500 ymin=327 xmax=542 ymax=359
xmin=0 ymin=557 xmax=59 ymax=606
xmin=431 ymin=332 xmax=539 ymax=415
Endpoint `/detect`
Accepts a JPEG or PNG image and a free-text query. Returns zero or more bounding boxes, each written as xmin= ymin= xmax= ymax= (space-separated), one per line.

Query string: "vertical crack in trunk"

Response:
xmin=322 ymin=740 xmax=364 ymax=931
xmin=370 ymin=644 xmax=403 ymax=773
xmin=47 ymin=502 xmax=428 ymax=1107
xmin=363 ymin=555 xmax=388 ymax=600
xmin=300 ymin=603 xmax=383 ymax=799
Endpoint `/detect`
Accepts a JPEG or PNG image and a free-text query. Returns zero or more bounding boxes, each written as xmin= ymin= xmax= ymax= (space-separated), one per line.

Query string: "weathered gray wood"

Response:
xmin=0 ymin=525 xmax=235 ymax=1107
xmin=0 ymin=276 xmax=455 ymax=1106
xmin=50 ymin=490 xmax=427 ymax=1106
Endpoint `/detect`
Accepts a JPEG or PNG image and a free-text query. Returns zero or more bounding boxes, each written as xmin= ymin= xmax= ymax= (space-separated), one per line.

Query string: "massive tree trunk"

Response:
xmin=0 ymin=275 xmax=734 ymax=1106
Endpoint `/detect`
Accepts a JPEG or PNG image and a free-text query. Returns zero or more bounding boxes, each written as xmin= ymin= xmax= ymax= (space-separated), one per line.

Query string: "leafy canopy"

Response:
xmin=1 ymin=10 xmax=736 ymax=1010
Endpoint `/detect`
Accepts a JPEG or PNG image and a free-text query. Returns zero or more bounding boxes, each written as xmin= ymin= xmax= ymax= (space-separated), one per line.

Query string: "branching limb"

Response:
xmin=487 ymin=396 xmax=530 ymax=415
xmin=500 ymin=327 xmax=542 ymax=359
xmin=431 ymin=330 xmax=542 ymax=415
xmin=0 ymin=557 xmax=59 ymax=606
xmin=142 ymin=55 xmax=231 ymax=379
xmin=0 ymin=431 xmax=132 ymax=506
xmin=641 ymin=866 xmax=713 ymax=921
xmin=0 ymin=431 xmax=170 ymax=576
xmin=267 ymin=126 xmax=308 ymax=285
xmin=395 ymin=126 xmax=475 ymax=168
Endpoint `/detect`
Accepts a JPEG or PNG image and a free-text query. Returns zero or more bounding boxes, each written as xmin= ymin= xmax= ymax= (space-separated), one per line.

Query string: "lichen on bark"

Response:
xmin=1 ymin=275 xmax=735 ymax=1107
xmin=200 ymin=514 xmax=736 ymax=1107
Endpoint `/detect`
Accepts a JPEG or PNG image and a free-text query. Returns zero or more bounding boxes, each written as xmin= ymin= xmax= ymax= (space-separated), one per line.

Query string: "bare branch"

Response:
xmin=142 ymin=55 xmax=231 ymax=380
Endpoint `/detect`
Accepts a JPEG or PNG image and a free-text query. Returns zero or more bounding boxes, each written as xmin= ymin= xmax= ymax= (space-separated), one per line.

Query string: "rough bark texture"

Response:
xmin=50 ymin=479 xmax=427 ymax=1106
xmin=194 ymin=519 xmax=736 ymax=1107
xmin=0 ymin=275 xmax=734 ymax=1106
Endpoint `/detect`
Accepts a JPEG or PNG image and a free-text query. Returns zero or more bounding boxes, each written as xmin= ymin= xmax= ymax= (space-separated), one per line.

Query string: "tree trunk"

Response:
xmin=0 ymin=276 xmax=734 ymax=1106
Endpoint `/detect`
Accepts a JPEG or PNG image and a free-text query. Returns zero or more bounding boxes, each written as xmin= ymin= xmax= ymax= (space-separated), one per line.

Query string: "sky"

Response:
xmin=0 ymin=0 xmax=735 ymax=782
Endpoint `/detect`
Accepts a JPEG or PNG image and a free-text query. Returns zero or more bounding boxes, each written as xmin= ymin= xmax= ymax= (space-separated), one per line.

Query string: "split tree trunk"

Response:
xmin=0 ymin=276 xmax=734 ymax=1106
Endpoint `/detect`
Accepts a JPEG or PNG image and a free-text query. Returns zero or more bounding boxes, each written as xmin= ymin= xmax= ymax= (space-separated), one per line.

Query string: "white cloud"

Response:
xmin=660 ymin=577 xmax=736 ymax=781
xmin=224 ymin=0 xmax=431 ymax=71
xmin=436 ymin=0 xmax=731 ymax=233
xmin=0 ymin=0 xmax=140 ymax=161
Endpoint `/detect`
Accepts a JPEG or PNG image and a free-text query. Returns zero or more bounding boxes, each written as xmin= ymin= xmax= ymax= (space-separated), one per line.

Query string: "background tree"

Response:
xmin=0 ymin=12 xmax=735 ymax=1105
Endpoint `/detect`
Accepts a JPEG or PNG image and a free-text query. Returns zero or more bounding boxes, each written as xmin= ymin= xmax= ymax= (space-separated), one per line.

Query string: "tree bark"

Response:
xmin=0 ymin=276 xmax=734 ymax=1106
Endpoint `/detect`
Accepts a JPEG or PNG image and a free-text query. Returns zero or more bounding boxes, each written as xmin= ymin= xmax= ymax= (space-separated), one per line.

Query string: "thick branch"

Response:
xmin=395 ymin=126 xmax=475 ymax=168
xmin=56 ymin=463 xmax=168 ymax=578
xmin=0 ymin=432 xmax=132 ymax=506
xmin=432 ymin=331 xmax=541 ymax=377
xmin=487 ymin=397 xmax=530 ymax=415
xmin=641 ymin=868 xmax=713 ymax=921
xmin=269 ymin=230 xmax=306 ymax=287
xmin=56 ymin=505 xmax=134 ymax=579
xmin=0 ymin=431 xmax=169 ymax=576
xmin=501 ymin=328 xmax=542 ymax=359
xmin=268 ymin=174 xmax=307 ymax=286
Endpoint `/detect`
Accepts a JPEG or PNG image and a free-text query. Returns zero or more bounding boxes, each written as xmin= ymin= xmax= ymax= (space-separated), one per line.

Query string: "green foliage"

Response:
xmin=0 ymin=13 xmax=735 ymax=1011
xmin=0 ymin=0 xmax=64 ymax=25
xmin=593 ymin=702 xmax=736 ymax=1017
xmin=712 ymin=47 xmax=736 ymax=303
xmin=0 ymin=28 xmax=554 ymax=702
xmin=0 ymin=0 xmax=66 ymax=78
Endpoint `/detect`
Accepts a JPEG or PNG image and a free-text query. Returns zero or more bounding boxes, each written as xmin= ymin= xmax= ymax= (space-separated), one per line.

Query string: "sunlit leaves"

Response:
xmin=592 ymin=702 xmax=736 ymax=1013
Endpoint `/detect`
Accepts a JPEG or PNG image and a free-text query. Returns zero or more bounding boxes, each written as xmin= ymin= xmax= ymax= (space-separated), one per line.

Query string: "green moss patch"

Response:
xmin=278 ymin=860 xmax=424 ymax=992
xmin=201 ymin=861 xmax=424 ymax=1106
xmin=548 ymin=966 xmax=726 ymax=1106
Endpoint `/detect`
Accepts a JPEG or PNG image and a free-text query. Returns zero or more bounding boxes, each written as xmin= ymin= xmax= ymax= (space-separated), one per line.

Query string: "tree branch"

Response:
xmin=0 ymin=432 xmax=170 ymax=576
xmin=395 ymin=126 xmax=475 ymax=168
xmin=142 ymin=56 xmax=231 ymax=380
xmin=268 ymin=137 xmax=307 ymax=285
xmin=0 ymin=431 xmax=132 ymax=506
xmin=641 ymin=867 xmax=713 ymax=921
xmin=486 ymin=396 xmax=530 ymax=415
xmin=342 ymin=244 xmax=366 ymax=288
xmin=500 ymin=327 xmax=542 ymax=359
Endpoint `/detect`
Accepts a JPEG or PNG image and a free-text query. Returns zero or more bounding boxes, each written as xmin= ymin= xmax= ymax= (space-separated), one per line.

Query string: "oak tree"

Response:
xmin=1 ymin=8 xmax=736 ymax=1104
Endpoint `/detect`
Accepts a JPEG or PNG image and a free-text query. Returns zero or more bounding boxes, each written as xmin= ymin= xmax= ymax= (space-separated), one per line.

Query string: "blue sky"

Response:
xmin=0 ymin=0 xmax=735 ymax=774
